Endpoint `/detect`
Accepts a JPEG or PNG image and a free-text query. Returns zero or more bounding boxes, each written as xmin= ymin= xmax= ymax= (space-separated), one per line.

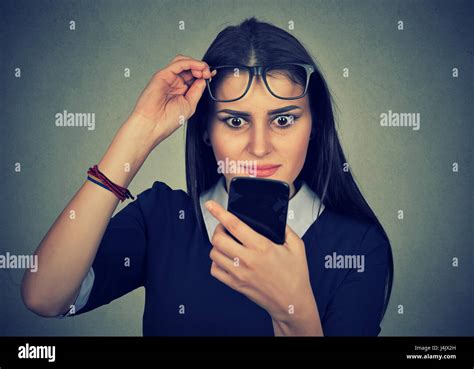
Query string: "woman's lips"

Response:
xmin=244 ymin=164 xmax=281 ymax=177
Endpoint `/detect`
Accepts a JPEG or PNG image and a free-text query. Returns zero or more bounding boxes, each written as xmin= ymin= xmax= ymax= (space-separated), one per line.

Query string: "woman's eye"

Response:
xmin=221 ymin=116 xmax=247 ymax=129
xmin=273 ymin=115 xmax=297 ymax=129
xmin=219 ymin=114 xmax=298 ymax=130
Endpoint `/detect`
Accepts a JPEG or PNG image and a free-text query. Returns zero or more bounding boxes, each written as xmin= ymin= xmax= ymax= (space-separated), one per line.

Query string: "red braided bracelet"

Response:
xmin=87 ymin=165 xmax=135 ymax=202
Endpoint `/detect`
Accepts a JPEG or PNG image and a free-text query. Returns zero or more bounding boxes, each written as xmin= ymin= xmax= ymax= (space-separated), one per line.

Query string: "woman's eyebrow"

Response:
xmin=216 ymin=105 xmax=303 ymax=117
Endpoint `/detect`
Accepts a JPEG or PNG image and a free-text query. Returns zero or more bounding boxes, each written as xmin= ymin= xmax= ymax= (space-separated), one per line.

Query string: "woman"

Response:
xmin=21 ymin=17 xmax=393 ymax=336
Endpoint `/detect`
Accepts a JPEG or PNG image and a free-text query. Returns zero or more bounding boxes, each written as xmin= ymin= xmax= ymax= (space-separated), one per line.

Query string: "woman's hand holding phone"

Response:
xmin=205 ymin=200 xmax=323 ymax=335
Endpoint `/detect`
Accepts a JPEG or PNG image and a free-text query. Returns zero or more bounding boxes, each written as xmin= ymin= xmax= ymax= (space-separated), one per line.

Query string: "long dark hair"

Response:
xmin=185 ymin=17 xmax=393 ymax=324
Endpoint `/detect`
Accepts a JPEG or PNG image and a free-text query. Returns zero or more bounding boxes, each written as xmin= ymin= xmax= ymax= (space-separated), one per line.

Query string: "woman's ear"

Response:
xmin=202 ymin=131 xmax=212 ymax=146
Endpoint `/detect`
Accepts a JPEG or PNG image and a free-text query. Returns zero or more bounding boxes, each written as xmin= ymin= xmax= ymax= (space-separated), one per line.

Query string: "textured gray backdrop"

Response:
xmin=1 ymin=0 xmax=472 ymax=336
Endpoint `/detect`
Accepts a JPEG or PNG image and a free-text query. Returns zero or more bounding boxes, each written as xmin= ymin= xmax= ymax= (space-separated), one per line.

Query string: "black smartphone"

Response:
xmin=226 ymin=176 xmax=290 ymax=245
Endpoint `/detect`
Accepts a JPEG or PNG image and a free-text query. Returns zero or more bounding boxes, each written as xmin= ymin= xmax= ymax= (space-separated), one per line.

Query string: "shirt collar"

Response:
xmin=199 ymin=176 xmax=325 ymax=241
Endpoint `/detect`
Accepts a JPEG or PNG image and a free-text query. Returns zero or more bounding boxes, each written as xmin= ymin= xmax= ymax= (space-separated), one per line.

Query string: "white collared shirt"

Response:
xmin=199 ymin=176 xmax=325 ymax=240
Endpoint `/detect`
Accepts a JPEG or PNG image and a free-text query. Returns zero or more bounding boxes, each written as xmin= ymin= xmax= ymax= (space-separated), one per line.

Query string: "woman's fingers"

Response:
xmin=212 ymin=223 xmax=251 ymax=259
xmin=156 ymin=57 xmax=212 ymax=92
xmin=182 ymin=80 xmax=205 ymax=111
xmin=166 ymin=54 xmax=214 ymax=84
xmin=153 ymin=59 xmax=207 ymax=86
xmin=210 ymin=223 xmax=253 ymax=279
xmin=168 ymin=59 xmax=211 ymax=79
xmin=205 ymin=200 xmax=270 ymax=251
xmin=167 ymin=55 xmax=200 ymax=86
xmin=159 ymin=59 xmax=199 ymax=84
xmin=179 ymin=67 xmax=215 ymax=86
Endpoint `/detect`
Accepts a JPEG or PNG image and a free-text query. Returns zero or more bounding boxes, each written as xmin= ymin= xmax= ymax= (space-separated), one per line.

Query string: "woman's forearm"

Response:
xmin=271 ymin=295 xmax=324 ymax=336
xmin=21 ymin=116 xmax=160 ymax=317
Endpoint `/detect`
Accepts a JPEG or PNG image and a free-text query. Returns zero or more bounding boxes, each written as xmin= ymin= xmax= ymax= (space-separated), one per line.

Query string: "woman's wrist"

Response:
xmin=96 ymin=117 xmax=157 ymax=188
xmin=122 ymin=112 xmax=166 ymax=153
xmin=271 ymin=294 xmax=324 ymax=336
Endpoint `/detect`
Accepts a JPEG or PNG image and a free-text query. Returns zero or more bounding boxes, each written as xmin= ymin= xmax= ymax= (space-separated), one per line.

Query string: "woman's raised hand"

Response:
xmin=128 ymin=54 xmax=216 ymax=148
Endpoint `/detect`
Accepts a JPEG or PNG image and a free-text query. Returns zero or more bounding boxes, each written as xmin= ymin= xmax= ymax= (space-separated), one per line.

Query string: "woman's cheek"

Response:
xmin=284 ymin=120 xmax=312 ymax=177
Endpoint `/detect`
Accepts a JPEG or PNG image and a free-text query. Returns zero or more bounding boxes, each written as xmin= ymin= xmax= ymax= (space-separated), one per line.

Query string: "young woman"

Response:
xmin=21 ymin=17 xmax=393 ymax=336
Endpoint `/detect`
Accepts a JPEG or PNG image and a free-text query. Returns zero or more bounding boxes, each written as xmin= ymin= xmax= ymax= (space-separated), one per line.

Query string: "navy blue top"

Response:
xmin=73 ymin=181 xmax=390 ymax=336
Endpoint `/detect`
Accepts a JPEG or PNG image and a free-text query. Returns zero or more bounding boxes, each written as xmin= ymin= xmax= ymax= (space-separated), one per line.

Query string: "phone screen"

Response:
xmin=226 ymin=176 xmax=290 ymax=245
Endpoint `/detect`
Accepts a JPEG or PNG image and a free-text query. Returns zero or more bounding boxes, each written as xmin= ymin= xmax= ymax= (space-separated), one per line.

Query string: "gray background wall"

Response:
xmin=1 ymin=0 xmax=472 ymax=336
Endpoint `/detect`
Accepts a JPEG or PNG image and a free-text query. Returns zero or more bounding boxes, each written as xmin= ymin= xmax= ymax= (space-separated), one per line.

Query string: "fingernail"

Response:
xmin=205 ymin=202 xmax=213 ymax=211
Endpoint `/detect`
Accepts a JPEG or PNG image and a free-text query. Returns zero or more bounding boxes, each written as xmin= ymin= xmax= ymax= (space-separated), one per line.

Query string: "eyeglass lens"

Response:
xmin=208 ymin=64 xmax=308 ymax=102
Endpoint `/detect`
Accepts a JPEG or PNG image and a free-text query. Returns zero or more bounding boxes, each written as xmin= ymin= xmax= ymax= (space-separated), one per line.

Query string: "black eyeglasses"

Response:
xmin=205 ymin=63 xmax=314 ymax=102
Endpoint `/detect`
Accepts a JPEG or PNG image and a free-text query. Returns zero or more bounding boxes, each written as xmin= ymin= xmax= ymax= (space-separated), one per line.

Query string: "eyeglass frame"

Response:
xmin=205 ymin=63 xmax=315 ymax=102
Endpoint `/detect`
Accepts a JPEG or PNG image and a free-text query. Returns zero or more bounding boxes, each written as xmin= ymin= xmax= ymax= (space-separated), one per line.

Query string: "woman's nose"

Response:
xmin=247 ymin=123 xmax=272 ymax=157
